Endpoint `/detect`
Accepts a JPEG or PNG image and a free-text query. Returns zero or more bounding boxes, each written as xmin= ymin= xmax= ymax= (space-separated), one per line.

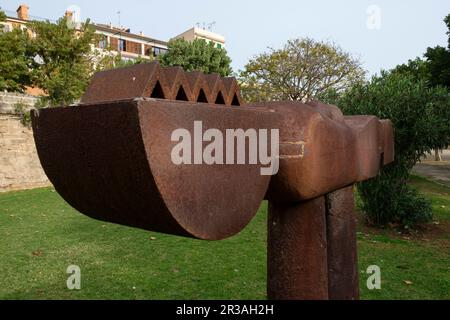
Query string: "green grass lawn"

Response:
xmin=0 ymin=175 xmax=448 ymax=300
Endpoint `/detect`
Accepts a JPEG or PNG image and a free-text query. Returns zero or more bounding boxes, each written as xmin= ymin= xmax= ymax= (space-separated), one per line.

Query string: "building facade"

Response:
xmin=174 ymin=27 xmax=225 ymax=49
xmin=92 ymin=23 xmax=168 ymax=61
xmin=1 ymin=4 xmax=225 ymax=62
xmin=1 ymin=5 xmax=30 ymax=32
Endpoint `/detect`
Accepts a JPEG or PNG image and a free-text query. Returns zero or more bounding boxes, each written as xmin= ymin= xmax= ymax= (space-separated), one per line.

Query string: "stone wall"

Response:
xmin=0 ymin=92 xmax=50 ymax=192
xmin=0 ymin=91 xmax=38 ymax=114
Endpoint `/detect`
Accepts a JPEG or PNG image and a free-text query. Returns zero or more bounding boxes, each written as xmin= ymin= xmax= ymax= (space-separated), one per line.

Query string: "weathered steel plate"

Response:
xmin=32 ymin=99 xmax=276 ymax=240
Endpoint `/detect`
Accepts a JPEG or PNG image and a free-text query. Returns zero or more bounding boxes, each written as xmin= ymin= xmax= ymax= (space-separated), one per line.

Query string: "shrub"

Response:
xmin=324 ymin=71 xmax=449 ymax=228
xmin=358 ymin=170 xmax=432 ymax=228
xmin=159 ymin=38 xmax=232 ymax=77
xmin=14 ymin=102 xmax=32 ymax=128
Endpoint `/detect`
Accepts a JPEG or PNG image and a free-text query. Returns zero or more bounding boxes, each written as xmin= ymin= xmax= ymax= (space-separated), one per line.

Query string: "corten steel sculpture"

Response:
xmin=31 ymin=62 xmax=394 ymax=300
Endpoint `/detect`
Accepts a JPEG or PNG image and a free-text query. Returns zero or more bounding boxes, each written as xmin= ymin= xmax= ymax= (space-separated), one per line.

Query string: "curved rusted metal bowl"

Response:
xmin=31 ymin=99 xmax=275 ymax=240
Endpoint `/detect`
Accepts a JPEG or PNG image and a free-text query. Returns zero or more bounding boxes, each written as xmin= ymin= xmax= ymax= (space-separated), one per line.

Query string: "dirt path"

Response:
xmin=412 ymin=150 xmax=450 ymax=187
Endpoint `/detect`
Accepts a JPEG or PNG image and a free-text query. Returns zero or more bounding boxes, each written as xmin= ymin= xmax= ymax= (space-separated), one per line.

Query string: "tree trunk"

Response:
xmin=435 ymin=149 xmax=442 ymax=162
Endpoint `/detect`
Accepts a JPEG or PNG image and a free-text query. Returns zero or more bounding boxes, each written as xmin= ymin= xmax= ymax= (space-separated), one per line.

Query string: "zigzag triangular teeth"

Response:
xmin=186 ymin=72 xmax=213 ymax=103
xmin=204 ymin=74 xmax=228 ymax=105
xmin=146 ymin=63 xmax=172 ymax=100
xmin=82 ymin=62 xmax=243 ymax=105
xmin=230 ymin=87 xmax=244 ymax=106
xmin=82 ymin=61 xmax=161 ymax=103
xmin=222 ymin=77 xmax=240 ymax=106
xmin=160 ymin=67 xmax=193 ymax=101
xmin=222 ymin=77 xmax=236 ymax=93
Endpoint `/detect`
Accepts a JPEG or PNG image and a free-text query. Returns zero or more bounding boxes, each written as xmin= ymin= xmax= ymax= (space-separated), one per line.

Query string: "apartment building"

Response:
xmin=92 ymin=23 xmax=168 ymax=61
xmin=1 ymin=4 xmax=29 ymax=32
xmin=1 ymin=5 xmax=168 ymax=61
xmin=1 ymin=4 xmax=226 ymax=61
xmin=174 ymin=27 xmax=225 ymax=49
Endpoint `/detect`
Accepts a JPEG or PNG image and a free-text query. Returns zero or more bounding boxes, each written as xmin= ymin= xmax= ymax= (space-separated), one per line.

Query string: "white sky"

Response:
xmin=2 ymin=0 xmax=450 ymax=76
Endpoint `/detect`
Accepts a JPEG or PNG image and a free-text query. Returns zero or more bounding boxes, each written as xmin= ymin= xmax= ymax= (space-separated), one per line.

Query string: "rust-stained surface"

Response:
xmin=380 ymin=119 xmax=395 ymax=165
xmin=32 ymin=65 xmax=395 ymax=300
xmin=81 ymin=62 xmax=243 ymax=106
xmin=268 ymin=197 xmax=329 ymax=300
xmin=248 ymin=101 xmax=394 ymax=202
xmin=32 ymin=99 xmax=276 ymax=240
xmin=326 ymin=186 xmax=359 ymax=300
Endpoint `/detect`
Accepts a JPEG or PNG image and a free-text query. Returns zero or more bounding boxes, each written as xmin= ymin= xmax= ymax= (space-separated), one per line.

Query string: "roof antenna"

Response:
xmin=207 ymin=21 xmax=216 ymax=31
xmin=117 ymin=10 xmax=121 ymax=28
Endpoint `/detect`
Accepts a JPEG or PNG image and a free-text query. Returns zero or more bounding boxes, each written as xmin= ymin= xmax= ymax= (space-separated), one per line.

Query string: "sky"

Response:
xmin=2 ymin=0 xmax=450 ymax=76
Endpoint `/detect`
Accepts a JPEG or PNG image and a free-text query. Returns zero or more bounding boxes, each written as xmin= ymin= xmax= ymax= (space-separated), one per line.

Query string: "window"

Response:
xmin=152 ymin=47 xmax=167 ymax=57
xmin=0 ymin=23 xmax=11 ymax=33
xmin=119 ymin=39 xmax=127 ymax=52
xmin=217 ymin=43 xmax=222 ymax=49
xmin=98 ymin=37 xmax=108 ymax=49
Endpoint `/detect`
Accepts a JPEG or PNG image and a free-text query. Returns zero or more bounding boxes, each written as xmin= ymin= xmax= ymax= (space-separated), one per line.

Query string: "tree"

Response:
xmin=323 ymin=71 xmax=450 ymax=227
xmin=0 ymin=9 xmax=6 ymax=24
xmin=424 ymin=14 xmax=450 ymax=89
xmin=392 ymin=58 xmax=431 ymax=83
xmin=159 ymin=38 xmax=232 ymax=77
xmin=392 ymin=15 xmax=450 ymax=161
xmin=97 ymin=52 xmax=153 ymax=71
xmin=0 ymin=9 xmax=33 ymax=92
xmin=28 ymin=16 xmax=97 ymax=106
xmin=392 ymin=58 xmax=449 ymax=160
xmin=239 ymin=38 xmax=365 ymax=103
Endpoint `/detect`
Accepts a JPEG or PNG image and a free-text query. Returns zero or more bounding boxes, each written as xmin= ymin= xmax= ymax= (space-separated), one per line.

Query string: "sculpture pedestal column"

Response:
xmin=326 ymin=186 xmax=359 ymax=300
xmin=267 ymin=197 xmax=329 ymax=300
xmin=267 ymin=186 xmax=360 ymax=300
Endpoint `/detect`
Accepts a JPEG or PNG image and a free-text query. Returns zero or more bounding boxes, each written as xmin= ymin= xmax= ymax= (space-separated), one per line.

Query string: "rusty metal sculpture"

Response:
xmin=31 ymin=62 xmax=394 ymax=300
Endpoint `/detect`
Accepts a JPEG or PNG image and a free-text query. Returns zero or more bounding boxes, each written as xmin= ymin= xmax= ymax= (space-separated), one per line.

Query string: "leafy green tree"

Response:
xmin=239 ymin=38 xmax=365 ymax=103
xmin=424 ymin=14 xmax=450 ymax=89
xmin=28 ymin=16 xmax=97 ymax=106
xmin=392 ymin=15 xmax=450 ymax=160
xmin=425 ymin=46 xmax=450 ymax=89
xmin=393 ymin=15 xmax=450 ymax=89
xmin=0 ymin=9 xmax=6 ymax=24
xmin=159 ymin=38 xmax=232 ymax=77
xmin=388 ymin=14 xmax=450 ymax=88
xmin=391 ymin=58 xmax=446 ymax=158
xmin=0 ymin=9 xmax=33 ymax=92
xmin=321 ymin=14 xmax=450 ymax=227
xmin=324 ymin=71 xmax=449 ymax=227
xmin=392 ymin=58 xmax=431 ymax=83
xmin=97 ymin=52 xmax=152 ymax=71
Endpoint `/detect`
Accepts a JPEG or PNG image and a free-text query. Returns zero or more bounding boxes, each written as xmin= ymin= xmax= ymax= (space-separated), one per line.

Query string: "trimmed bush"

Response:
xmin=322 ymin=71 xmax=449 ymax=227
